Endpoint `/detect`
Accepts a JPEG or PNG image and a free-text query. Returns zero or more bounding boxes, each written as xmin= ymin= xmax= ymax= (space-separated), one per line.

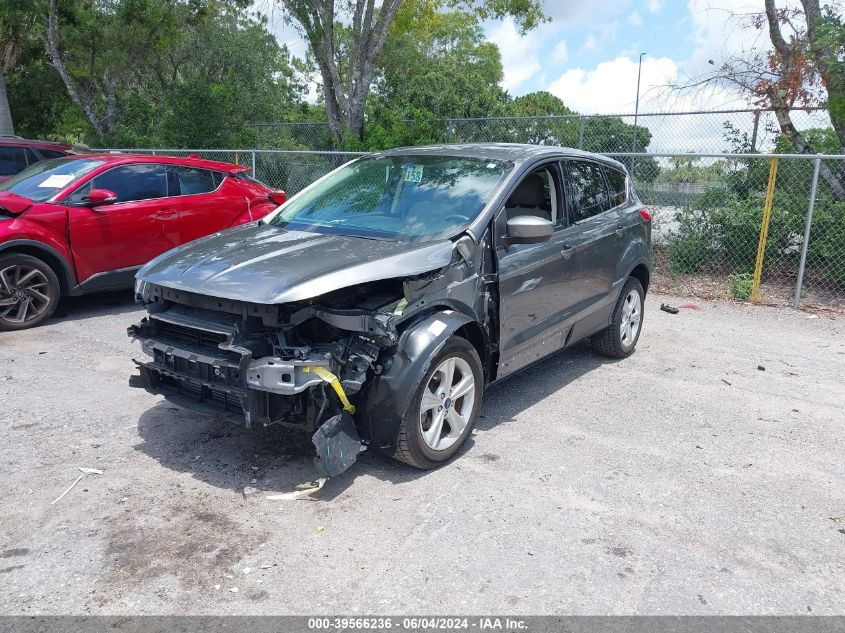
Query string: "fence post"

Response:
xmin=750 ymin=110 xmax=760 ymax=152
xmin=251 ymin=151 xmax=256 ymax=178
xmin=793 ymin=158 xmax=821 ymax=308
xmin=750 ymin=157 xmax=779 ymax=302
xmin=578 ymin=115 xmax=585 ymax=149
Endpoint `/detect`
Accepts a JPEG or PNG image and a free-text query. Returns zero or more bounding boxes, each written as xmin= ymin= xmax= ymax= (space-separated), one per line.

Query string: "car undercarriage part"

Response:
xmin=312 ymin=412 xmax=366 ymax=477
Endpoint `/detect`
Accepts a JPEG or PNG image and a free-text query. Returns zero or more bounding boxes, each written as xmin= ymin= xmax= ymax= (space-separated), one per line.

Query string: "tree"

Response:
xmin=363 ymin=0 xmax=509 ymax=149
xmin=677 ymin=0 xmax=845 ymax=197
xmin=276 ymin=0 xmax=544 ymax=147
xmin=23 ymin=0 xmax=300 ymax=146
xmin=0 ymin=0 xmax=37 ymax=136
xmin=499 ymin=91 xmax=578 ymax=145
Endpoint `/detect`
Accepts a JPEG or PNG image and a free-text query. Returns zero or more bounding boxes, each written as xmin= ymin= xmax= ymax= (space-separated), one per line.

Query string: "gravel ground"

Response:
xmin=1 ymin=291 xmax=843 ymax=615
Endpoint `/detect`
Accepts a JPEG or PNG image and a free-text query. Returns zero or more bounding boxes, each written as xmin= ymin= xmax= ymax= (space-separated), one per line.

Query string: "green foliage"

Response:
xmin=729 ymin=272 xmax=754 ymax=301
xmin=667 ymin=205 xmax=716 ymax=274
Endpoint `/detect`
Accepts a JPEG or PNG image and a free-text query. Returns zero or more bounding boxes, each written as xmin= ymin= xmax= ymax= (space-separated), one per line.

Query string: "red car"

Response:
xmin=0 ymin=153 xmax=285 ymax=330
xmin=0 ymin=136 xmax=73 ymax=182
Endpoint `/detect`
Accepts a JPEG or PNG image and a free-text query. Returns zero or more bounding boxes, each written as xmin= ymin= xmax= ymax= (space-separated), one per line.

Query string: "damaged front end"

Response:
xmin=128 ymin=229 xmax=496 ymax=477
xmin=128 ymin=279 xmax=403 ymax=476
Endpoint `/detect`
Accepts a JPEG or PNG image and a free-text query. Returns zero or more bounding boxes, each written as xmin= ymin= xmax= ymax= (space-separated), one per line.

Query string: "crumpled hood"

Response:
xmin=0 ymin=192 xmax=34 ymax=216
xmin=137 ymin=223 xmax=455 ymax=304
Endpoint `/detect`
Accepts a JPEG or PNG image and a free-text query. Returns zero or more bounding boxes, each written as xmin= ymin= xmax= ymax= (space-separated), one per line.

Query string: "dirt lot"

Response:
xmin=1 ymin=291 xmax=843 ymax=615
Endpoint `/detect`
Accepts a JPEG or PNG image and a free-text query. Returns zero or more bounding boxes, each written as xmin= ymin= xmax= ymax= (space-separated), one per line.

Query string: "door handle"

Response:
xmin=614 ymin=224 xmax=625 ymax=236
xmin=154 ymin=208 xmax=178 ymax=220
xmin=560 ymin=244 xmax=575 ymax=260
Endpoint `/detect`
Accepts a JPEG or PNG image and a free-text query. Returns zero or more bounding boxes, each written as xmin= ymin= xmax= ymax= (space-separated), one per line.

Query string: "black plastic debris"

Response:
xmin=312 ymin=412 xmax=366 ymax=477
xmin=660 ymin=303 xmax=680 ymax=314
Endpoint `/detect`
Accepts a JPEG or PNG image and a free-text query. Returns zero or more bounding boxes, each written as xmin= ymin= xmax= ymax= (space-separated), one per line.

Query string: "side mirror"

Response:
xmin=268 ymin=190 xmax=287 ymax=205
xmin=506 ymin=216 xmax=554 ymax=245
xmin=88 ymin=188 xmax=118 ymax=206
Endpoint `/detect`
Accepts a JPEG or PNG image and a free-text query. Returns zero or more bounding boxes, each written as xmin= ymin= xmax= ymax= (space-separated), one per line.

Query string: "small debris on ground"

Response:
xmin=51 ymin=467 xmax=104 ymax=505
xmin=721 ymin=379 xmax=732 ymax=386
xmin=757 ymin=365 xmax=766 ymax=371
xmin=660 ymin=303 xmax=679 ymax=314
xmin=316 ymin=526 xmax=325 ymax=533
xmin=266 ymin=477 xmax=327 ymax=502
xmin=228 ymin=587 xmax=239 ymax=593
xmin=260 ymin=563 xmax=274 ymax=570
xmin=679 ymin=303 xmax=701 ymax=310
xmin=242 ymin=567 xmax=252 ymax=575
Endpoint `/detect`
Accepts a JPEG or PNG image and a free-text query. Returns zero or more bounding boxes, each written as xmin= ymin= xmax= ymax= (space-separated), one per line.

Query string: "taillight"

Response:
xmin=639 ymin=208 xmax=652 ymax=222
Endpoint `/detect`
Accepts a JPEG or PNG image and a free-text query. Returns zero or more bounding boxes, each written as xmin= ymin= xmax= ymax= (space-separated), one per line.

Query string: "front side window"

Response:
xmin=92 ymin=164 xmax=169 ymax=203
xmin=562 ymin=160 xmax=610 ymax=222
xmin=174 ymin=166 xmax=220 ymax=195
xmin=0 ymin=157 xmax=105 ymax=202
xmin=269 ymin=155 xmax=512 ymax=241
xmin=0 ymin=147 xmax=28 ymax=177
xmin=604 ymin=167 xmax=627 ymax=207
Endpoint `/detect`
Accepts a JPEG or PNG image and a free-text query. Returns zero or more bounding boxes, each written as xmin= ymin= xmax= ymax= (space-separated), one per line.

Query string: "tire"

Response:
xmin=393 ymin=336 xmax=484 ymax=469
xmin=590 ymin=277 xmax=644 ymax=359
xmin=0 ymin=254 xmax=62 ymax=332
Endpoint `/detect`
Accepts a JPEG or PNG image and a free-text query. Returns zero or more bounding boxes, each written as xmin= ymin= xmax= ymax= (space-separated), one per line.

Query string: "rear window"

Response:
xmin=562 ymin=160 xmax=611 ymax=221
xmin=0 ymin=157 xmax=105 ymax=202
xmin=0 ymin=147 xmax=28 ymax=177
xmin=174 ymin=166 xmax=222 ymax=195
xmin=604 ymin=167 xmax=627 ymax=207
xmin=40 ymin=149 xmax=70 ymax=160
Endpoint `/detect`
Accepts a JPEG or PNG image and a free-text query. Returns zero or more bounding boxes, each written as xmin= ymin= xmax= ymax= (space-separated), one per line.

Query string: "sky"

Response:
xmin=261 ymin=0 xmax=770 ymax=115
xmin=485 ymin=0 xmax=769 ymax=114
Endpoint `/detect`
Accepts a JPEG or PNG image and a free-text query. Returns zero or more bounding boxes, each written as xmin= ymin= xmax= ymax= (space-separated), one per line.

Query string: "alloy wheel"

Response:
xmin=620 ymin=288 xmax=642 ymax=348
xmin=0 ymin=264 xmax=53 ymax=325
xmin=419 ymin=356 xmax=476 ymax=451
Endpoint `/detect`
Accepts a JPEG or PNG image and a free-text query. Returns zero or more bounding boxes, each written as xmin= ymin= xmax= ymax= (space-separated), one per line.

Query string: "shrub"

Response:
xmin=729 ymin=272 xmax=754 ymax=301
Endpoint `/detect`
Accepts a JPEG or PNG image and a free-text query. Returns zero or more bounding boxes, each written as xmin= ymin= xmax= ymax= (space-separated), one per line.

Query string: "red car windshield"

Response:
xmin=0 ymin=157 xmax=105 ymax=202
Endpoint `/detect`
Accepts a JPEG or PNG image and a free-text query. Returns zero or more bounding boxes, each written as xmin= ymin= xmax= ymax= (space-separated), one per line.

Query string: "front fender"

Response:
xmin=360 ymin=310 xmax=475 ymax=451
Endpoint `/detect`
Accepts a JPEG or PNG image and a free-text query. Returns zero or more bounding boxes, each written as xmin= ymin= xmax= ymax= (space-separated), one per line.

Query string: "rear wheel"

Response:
xmin=393 ymin=336 xmax=483 ymax=469
xmin=0 ymin=254 xmax=61 ymax=331
xmin=590 ymin=277 xmax=644 ymax=358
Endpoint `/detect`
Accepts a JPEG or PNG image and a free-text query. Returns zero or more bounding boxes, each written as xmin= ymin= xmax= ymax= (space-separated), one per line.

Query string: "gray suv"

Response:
xmin=129 ymin=144 xmax=651 ymax=475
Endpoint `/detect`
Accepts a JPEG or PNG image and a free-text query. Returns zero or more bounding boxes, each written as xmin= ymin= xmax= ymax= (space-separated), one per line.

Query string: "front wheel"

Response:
xmin=393 ymin=336 xmax=483 ymax=469
xmin=0 ymin=254 xmax=61 ymax=331
xmin=590 ymin=277 xmax=644 ymax=358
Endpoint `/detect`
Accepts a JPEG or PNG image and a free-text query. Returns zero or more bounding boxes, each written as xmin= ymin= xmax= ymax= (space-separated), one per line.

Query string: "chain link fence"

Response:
xmin=608 ymin=152 xmax=845 ymax=310
xmin=247 ymin=108 xmax=831 ymax=155
xmin=95 ymin=142 xmax=845 ymax=310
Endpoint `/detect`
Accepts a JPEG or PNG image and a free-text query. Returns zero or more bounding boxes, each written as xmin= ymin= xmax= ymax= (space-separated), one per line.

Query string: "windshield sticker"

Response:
xmin=404 ymin=164 xmax=423 ymax=183
xmin=38 ymin=174 xmax=74 ymax=188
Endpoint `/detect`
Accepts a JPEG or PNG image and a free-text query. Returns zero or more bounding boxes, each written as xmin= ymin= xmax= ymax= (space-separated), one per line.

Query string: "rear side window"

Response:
xmin=174 ymin=166 xmax=220 ymax=195
xmin=0 ymin=147 xmax=28 ymax=176
xmin=92 ymin=164 xmax=168 ymax=203
xmin=604 ymin=167 xmax=627 ymax=207
xmin=561 ymin=160 xmax=610 ymax=222
xmin=40 ymin=149 xmax=69 ymax=160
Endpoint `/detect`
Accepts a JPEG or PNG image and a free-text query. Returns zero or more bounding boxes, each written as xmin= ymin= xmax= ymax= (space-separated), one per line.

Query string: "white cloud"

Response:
xmin=552 ymin=40 xmax=569 ymax=63
xmin=549 ymin=56 xmax=680 ymax=114
xmin=628 ymin=10 xmax=643 ymax=26
xmin=646 ymin=0 xmax=662 ymax=13
xmin=486 ymin=18 xmax=544 ymax=92
xmin=581 ymin=35 xmax=597 ymax=52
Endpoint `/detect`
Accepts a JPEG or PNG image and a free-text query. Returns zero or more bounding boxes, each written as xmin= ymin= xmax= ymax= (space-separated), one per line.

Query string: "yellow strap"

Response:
xmin=303 ymin=366 xmax=356 ymax=414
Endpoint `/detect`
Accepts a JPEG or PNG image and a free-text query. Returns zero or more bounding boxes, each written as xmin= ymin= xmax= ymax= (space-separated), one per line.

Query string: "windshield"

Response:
xmin=0 ymin=158 xmax=105 ymax=202
xmin=269 ymin=155 xmax=512 ymax=241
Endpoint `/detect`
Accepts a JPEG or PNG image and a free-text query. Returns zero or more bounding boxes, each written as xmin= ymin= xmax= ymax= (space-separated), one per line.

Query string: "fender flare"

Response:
xmin=359 ymin=310 xmax=476 ymax=451
xmin=0 ymin=239 xmax=76 ymax=292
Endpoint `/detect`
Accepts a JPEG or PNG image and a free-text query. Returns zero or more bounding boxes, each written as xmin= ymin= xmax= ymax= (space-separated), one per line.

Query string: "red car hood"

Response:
xmin=0 ymin=192 xmax=34 ymax=215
